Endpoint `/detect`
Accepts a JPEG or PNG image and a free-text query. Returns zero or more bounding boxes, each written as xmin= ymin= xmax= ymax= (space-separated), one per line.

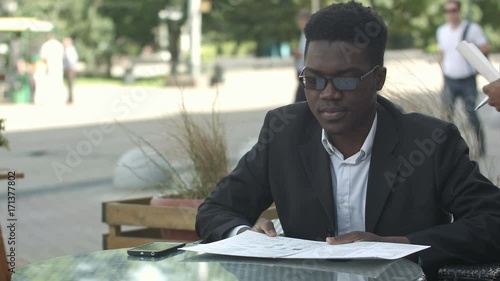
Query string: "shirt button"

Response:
xmin=339 ymin=199 xmax=346 ymax=204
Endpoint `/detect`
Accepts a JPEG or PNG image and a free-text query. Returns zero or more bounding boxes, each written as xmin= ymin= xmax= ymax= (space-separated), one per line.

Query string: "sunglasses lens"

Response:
xmin=303 ymin=76 xmax=326 ymax=90
xmin=333 ymin=78 xmax=357 ymax=91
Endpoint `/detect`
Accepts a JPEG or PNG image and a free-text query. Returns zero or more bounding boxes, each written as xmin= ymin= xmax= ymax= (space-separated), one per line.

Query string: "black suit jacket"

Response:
xmin=196 ymin=95 xmax=500 ymax=273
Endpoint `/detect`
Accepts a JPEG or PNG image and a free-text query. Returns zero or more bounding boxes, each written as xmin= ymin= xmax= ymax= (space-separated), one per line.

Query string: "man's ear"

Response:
xmin=376 ymin=66 xmax=387 ymax=91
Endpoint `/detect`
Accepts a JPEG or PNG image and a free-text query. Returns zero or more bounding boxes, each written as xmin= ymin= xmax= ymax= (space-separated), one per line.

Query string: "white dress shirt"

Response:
xmin=226 ymin=114 xmax=377 ymax=239
xmin=321 ymin=114 xmax=377 ymax=236
xmin=436 ymin=20 xmax=488 ymax=79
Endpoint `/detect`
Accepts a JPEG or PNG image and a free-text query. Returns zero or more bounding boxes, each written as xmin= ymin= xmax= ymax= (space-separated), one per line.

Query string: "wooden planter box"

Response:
xmin=102 ymin=197 xmax=278 ymax=250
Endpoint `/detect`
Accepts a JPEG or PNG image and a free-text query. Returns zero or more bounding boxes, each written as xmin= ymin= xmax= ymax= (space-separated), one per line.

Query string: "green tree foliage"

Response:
xmin=14 ymin=0 xmax=114 ymax=72
xmin=11 ymin=0 xmax=500 ymax=72
xmin=100 ymin=0 xmax=190 ymax=74
xmin=293 ymin=0 xmax=439 ymax=49
xmin=473 ymin=0 xmax=500 ymax=52
xmin=99 ymin=0 xmax=168 ymax=54
xmin=203 ymin=0 xmax=299 ymax=56
xmin=292 ymin=0 xmax=500 ymax=51
xmin=367 ymin=0 xmax=441 ymax=49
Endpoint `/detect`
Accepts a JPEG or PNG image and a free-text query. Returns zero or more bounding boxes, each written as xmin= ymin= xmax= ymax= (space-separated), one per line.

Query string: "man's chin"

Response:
xmin=322 ymin=123 xmax=348 ymax=136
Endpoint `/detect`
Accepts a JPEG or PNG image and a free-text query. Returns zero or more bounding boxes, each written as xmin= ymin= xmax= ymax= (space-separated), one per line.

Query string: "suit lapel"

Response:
xmin=365 ymin=104 xmax=401 ymax=233
xmin=298 ymin=120 xmax=336 ymax=228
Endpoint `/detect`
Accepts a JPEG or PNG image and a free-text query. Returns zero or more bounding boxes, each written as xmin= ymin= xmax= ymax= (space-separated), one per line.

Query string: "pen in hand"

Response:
xmin=456 ymin=42 xmax=499 ymax=111
xmin=475 ymin=96 xmax=489 ymax=111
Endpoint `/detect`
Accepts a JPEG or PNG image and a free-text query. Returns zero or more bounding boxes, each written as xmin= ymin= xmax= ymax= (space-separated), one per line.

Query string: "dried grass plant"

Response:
xmin=171 ymin=98 xmax=229 ymax=199
xmin=125 ymin=95 xmax=229 ymax=199
xmin=383 ymin=88 xmax=499 ymax=185
xmin=383 ymin=87 xmax=480 ymax=160
xmin=381 ymin=53 xmax=500 ymax=186
xmin=0 ymin=119 xmax=9 ymax=149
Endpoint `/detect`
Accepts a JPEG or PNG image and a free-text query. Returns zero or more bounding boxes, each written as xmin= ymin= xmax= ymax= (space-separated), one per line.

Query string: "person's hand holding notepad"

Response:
xmin=456 ymin=41 xmax=500 ymax=110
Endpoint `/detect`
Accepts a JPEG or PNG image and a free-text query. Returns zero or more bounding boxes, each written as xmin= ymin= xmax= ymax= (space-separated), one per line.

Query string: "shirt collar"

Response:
xmin=321 ymin=113 xmax=378 ymax=161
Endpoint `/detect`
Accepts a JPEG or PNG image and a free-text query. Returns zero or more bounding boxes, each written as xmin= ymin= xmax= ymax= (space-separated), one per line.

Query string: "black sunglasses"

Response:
xmin=299 ymin=65 xmax=380 ymax=91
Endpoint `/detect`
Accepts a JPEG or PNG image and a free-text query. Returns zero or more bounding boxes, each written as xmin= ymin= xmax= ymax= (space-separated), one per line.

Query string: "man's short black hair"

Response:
xmin=304 ymin=2 xmax=388 ymax=67
xmin=446 ymin=0 xmax=461 ymax=10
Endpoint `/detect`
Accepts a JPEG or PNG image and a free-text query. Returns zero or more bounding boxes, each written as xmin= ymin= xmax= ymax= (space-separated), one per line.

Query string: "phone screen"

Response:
xmin=134 ymin=242 xmax=182 ymax=251
xmin=127 ymin=242 xmax=185 ymax=257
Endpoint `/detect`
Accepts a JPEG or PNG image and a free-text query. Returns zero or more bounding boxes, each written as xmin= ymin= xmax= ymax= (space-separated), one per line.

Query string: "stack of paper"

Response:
xmin=180 ymin=231 xmax=429 ymax=260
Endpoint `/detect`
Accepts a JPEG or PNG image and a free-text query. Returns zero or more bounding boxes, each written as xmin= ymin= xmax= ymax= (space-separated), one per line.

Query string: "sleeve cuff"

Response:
xmin=224 ymin=225 xmax=251 ymax=239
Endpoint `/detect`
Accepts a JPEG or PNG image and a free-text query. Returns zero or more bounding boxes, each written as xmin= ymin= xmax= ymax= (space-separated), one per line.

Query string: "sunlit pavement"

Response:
xmin=0 ymin=51 xmax=498 ymax=264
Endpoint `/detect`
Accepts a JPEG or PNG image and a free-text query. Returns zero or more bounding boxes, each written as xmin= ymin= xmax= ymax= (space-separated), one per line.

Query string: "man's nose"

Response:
xmin=319 ymin=80 xmax=343 ymax=100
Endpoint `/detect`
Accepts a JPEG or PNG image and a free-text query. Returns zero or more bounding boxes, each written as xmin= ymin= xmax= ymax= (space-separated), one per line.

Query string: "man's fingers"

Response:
xmin=251 ymin=226 xmax=265 ymax=234
xmin=252 ymin=218 xmax=277 ymax=237
xmin=326 ymin=232 xmax=359 ymax=245
xmin=261 ymin=220 xmax=277 ymax=237
xmin=326 ymin=232 xmax=402 ymax=245
xmin=326 ymin=231 xmax=380 ymax=244
xmin=483 ymin=84 xmax=491 ymax=95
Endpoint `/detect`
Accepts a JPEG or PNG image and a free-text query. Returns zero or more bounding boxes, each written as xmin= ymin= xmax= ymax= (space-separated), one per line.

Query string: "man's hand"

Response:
xmin=326 ymin=231 xmax=410 ymax=245
xmin=326 ymin=232 xmax=417 ymax=262
xmin=237 ymin=218 xmax=277 ymax=237
xmin=483 ymin=79 xmax=500 ymax=111
xmin=479 ymin=44 xmax=490 ymax=57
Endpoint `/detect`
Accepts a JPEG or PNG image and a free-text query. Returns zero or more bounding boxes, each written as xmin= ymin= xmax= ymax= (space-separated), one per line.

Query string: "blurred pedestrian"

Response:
xmin=40 ymin=33 xmax=64 ymax=83
xmin=63 ymin=37 xmax=79 ymax=104
xmin=436 ymin=0 xmax=489 ymax=155
xmin=293 ymin=9 xmax=310 ymax=103
xmin=36 ymin=33 xmax=65 ymax=105
xmin=483 ymin=79 xmax=500 ymax=111
xmin=8 ymin=32 xmax=23 ymax=75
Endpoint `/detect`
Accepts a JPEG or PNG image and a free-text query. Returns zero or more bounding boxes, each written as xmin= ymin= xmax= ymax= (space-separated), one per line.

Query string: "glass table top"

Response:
xmin=12 ymin=248 xmax=426 ymax=281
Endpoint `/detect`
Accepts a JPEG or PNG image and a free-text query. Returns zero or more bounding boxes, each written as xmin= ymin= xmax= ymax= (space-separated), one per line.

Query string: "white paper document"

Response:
xmin=181 ymin=231 xmax=429 ymax=260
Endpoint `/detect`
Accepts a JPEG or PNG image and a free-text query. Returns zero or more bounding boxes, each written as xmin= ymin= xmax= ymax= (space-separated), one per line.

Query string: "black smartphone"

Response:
xmin=127 ymin=254 xmax=171 ymax=262
xmin=127 ymin=242 xmax=186 ymax=257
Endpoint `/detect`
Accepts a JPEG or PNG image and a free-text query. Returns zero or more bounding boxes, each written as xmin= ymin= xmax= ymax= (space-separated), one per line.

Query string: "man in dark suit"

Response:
xmin=195 ymin=2 xmax=500 ymax=279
